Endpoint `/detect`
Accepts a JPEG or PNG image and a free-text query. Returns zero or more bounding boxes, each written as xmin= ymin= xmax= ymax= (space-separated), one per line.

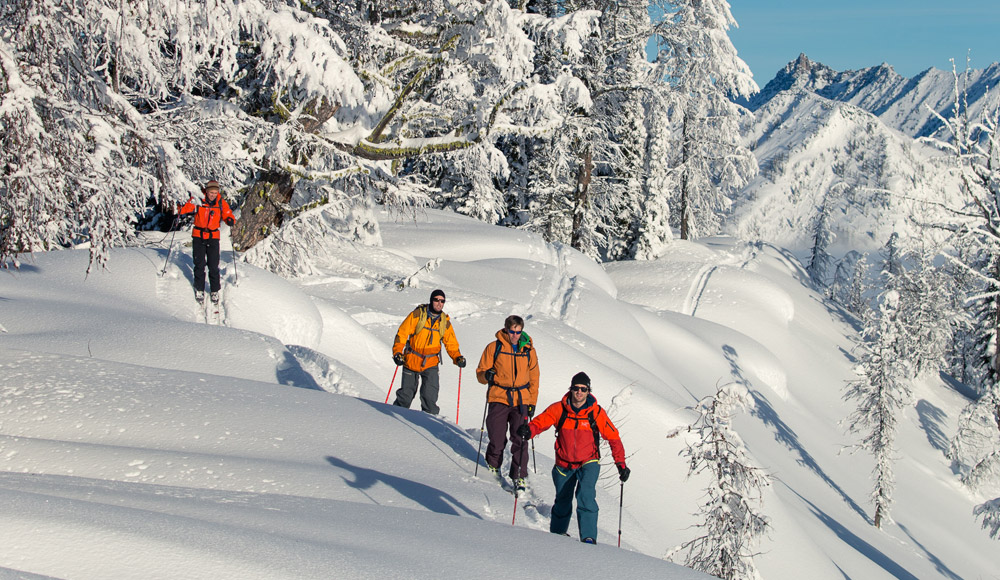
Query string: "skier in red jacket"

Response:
xmin=518 ymin=372 xmax=630 ymax=544
xmin=177 ymin=180 xmax=235 ymax=304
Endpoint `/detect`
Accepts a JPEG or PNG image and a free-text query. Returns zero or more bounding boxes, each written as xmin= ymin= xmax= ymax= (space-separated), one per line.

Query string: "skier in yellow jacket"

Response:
xmin=391 ymin=289 xmax=465 ymax=414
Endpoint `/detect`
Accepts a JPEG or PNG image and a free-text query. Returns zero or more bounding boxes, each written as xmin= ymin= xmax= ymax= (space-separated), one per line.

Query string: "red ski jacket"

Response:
xmin=526 ymin=392 xmax=626 ymax=468
xmin=179 ymin=195 xmax=235 ymax=240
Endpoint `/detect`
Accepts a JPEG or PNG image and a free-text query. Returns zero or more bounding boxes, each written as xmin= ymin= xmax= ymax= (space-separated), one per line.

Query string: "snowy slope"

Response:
xmin=1 ymin=210 xmax=998 ymax=579
xmin=732 ymin=87 xmax=958 ymax=261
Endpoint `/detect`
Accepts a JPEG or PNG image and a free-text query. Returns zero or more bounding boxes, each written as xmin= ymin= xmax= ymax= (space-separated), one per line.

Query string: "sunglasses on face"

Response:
xmin=569 ymin=386 xmax=590 ymax=393
xmin=432 ymin=298 xmax=445 ymax=303
xmin=507 ymin=330 xmax=521 ymax=335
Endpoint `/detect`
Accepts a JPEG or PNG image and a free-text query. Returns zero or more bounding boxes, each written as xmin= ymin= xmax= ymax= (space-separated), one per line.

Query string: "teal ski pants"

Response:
xmin=549 ymin=460 xmax=600 ymax=541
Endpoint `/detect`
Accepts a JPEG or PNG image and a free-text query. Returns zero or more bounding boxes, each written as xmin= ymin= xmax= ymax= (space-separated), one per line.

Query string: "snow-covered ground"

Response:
xmin=0 ymin=209 xmax=996 ymax=579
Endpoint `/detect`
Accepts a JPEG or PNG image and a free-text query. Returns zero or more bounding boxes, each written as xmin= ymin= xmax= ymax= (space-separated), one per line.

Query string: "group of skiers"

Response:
xmin=177 ymin=181 xmax=630 ymax=544
xmin=392 ymin=290 xmax=631 ymax=545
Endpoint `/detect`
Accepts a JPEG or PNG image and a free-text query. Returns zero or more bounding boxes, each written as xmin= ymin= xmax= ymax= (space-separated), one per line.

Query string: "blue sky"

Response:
xmin=725 ymin=0 xmax=1000 ymax=81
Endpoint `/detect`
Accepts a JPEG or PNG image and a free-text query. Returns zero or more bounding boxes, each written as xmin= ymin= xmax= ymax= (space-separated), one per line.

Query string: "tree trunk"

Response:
xmin=230 ymin=171 xmax=295 ymax=252
xmin=679 ymin=110 xmax=692 ymax=240
xmin=571 ymin=146 xmax=593 ymax=251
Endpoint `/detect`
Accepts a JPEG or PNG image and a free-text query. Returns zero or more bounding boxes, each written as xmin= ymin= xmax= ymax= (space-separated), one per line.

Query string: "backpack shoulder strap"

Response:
xmin=587 ymin=407 xmax=602 ymax=459
xmin=556 ymin=405 xmax=569 ymax=432
xmin=492 ymin=339 xmax=503 ymax=366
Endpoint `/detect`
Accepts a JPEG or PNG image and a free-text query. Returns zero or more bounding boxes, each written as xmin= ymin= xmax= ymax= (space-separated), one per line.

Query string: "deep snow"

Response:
xmin=0 ymin=209 xmax=997 ymax=579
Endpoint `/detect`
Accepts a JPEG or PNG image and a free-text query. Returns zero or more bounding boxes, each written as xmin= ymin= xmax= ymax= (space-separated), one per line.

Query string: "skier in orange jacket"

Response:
xmin=177 ymin=180 xmax=235 ymax=304
xmin=391 ymin=289 xmax=465 ymax=414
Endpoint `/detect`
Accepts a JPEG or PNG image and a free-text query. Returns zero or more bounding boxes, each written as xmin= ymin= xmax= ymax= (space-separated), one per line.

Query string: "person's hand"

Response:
xmin=225 ymin=217 xmax=235 ymax=226
xmin=455 ymin=356 xmax=466 ymax=368
xmin=484 ymin=369 xmax=496 ymax=383
xmin=516 ymin=424 xmax=531 ymax=440
xmin=393 ymin=353 xmax=405 ymax=366
xmin=616 ymin=463 xmax=630 ymax=482
xmin=526 ymin=404 xmax=535 ymax=418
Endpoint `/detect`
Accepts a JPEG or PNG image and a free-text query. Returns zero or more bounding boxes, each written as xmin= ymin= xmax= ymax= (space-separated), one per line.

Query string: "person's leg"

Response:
xmin=508 ymin=409 xmax=528 ymax=479
xmin=207 ymin=238 xmax=221 ymax=293
xmin=575 ymin=461 xmax=602 ymax=542
xmin=549 ymin=465 xmax=578 ymax=536
xmin=485 ymin=403 xmax=511 ymax=470
xmin=392 ymin=367 xmax=419 ymax=408
xmin=192 ymin=238 xmax=207 ymax=292
xmin=418 ymin=366 xmax=440 ymax=414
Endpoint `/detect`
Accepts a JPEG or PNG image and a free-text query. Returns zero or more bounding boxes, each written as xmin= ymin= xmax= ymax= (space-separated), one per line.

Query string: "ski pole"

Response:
xmin=618 ymin=481 xmax=624 ymax=548
xmin=385 ymin=366 xmax=400 ymax=404
xmin=456 ymin=368 xmax=462 ymax=424
xmin=531 ymin=439 xmax=537 ymax=474
xmin=512 ymin=493 xmax=519 ymax=525
xmin=227 ymin=228 xmax=240 ymax=286
xmin=474 ymin=395 xmax=489 ymax=477
xmin=159 ymin=215 xmax=180 ymax=276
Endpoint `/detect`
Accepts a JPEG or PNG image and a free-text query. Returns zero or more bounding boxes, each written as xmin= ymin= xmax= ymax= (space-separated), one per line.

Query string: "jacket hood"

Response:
xmin=562 ymin=391 xmax=596 ymax=412
xmin=494 ymin=328 xmax=532 ymax=351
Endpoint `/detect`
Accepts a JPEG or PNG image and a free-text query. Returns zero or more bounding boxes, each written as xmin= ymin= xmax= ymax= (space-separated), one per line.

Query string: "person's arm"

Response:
xmin=221 ymin=199 xmax=236 ymax=226
xmin=177 ymin=198 xmax=197 ymax=215
xmin=597 ymin=408 xmax=627 ymax=465
xmin=442 ymin=320 xmax=462 ymax=363
xmin=392 ymin=312 xmax=417 ymax=357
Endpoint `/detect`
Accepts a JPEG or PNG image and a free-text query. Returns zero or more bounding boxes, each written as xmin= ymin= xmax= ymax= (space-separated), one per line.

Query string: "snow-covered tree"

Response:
xmin=920 ymin=61 xmax=1000 ymax=512
xmin=669 ymin=383 xmax=770 ymax=580
xmin=844 ymin=290 xmax=913 ymax=529
xmin=650 ymin=0 xmax=757 ymax=240
xmin=830 ymin=251 xmax=871 ymax=317
xmin=807 ymin=194 xmax=836 ymax=286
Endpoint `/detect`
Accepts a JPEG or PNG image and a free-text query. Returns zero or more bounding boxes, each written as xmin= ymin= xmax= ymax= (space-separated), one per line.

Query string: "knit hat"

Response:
xmin=570 ymin=372 xmax=591 ymax=388
xmin=203 ymin=180 xmax=221 ymax=192
xmin=430 ymin=289 xmax=446 ymax=303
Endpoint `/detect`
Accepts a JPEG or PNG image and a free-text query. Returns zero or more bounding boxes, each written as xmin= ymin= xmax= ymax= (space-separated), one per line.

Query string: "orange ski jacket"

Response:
xmin=475 ymin=329 xmax=539 ymax=408
xmin=526 ymin=393 xmax=625 ymax=468
xmin=393 ymin=304 xmax=462 ymax=372
xmin=179 ymin=195 xmax=235 ymax=240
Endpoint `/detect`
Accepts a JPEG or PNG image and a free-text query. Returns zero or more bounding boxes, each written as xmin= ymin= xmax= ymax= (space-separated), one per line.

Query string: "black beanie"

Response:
xmin=430 ymin=289 xmax=446 ymax=302
xmin=570 ymin=372 xmax=591 ymax=388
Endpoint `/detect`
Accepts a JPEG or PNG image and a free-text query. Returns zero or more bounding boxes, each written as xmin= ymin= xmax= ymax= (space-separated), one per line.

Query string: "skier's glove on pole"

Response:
xmin=484 ymin=369 xmax=496 ymax=383
xmin=455 ymin=356 xmax=466 ymax=368
xmin=393 ymin=353 xmax=405 ymax=366
xmin=617 ymin=463 xmax=631 ymax=482
xmin=516 ymin=424 xmax=532 ymax=440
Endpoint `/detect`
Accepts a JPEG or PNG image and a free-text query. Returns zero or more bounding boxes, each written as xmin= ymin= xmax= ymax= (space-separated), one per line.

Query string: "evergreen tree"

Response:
xmin=922 ymin=61 xmax=1000 ymax=510
xmin=807 ymin=194 xmax=835 ymax=286
xmin=844 ymin=290 xmax=913 ymax=529
xmin=650 ymin=0 xmax=757 ymax=240
xmin=669 ymin=383 xmax=770 ymax=580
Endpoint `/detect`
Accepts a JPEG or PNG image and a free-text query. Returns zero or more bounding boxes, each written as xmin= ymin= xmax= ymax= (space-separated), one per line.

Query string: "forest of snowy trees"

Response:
xmin=2 ymin=0 xmax=1000 ymax=565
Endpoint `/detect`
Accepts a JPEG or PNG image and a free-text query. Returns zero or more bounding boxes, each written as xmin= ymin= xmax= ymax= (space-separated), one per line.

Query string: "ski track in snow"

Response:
xmin=526 ymin=244 xmax=580 ymax=324
xmin=686 ymin=242 xmax=762 ymax=317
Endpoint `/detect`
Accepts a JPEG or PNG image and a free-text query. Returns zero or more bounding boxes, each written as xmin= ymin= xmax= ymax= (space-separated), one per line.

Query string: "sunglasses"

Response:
xmin=507 ymin=329 xmax=522 ymax=334
xmin=432 ymin=298 xmax=445 ymax=303
xmin=569 ymin=386 xmax=590 ymax=393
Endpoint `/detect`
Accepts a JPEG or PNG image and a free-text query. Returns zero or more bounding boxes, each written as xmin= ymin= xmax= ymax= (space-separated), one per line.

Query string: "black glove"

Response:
xmin=225 ymin=217 xmax=235 ymax=226
xmin=455 ymin=356 xmax=466 ymax=368
xmin=617 ymin=463 xmax=630 ymax=482
xmin=484 ymin=369 xmax=496 ymax=383
xmin=516 ymin=424 xmax=532 ymax=440
xmin=526 ymin=405 xmax=535 ymax=418
xmin=393 ymin=353 xmax=405 ymax=366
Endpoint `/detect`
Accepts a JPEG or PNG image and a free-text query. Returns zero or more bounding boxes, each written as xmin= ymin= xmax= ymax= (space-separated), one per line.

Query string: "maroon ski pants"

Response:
xmin=485 ymin=402 xmax=530 ymax=479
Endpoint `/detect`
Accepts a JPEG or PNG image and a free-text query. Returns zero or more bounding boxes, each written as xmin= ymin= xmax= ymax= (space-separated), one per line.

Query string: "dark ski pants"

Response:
xmin=393 ymin=365 xmax=440 ymax=414
xmin=550 ymin=461 xmax=600 ymax=542
xmin=485 ymin=403 xmax=529 ymax=479
xmin=192 ymin=237 xmax=222 ymax=293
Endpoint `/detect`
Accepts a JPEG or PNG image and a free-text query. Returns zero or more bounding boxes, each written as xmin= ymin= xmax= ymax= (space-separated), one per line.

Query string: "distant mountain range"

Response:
xmin=745 ymin=54 xmax=1000 ymax=138
xmin=728 ymin=55 xmax=999 ymax=267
